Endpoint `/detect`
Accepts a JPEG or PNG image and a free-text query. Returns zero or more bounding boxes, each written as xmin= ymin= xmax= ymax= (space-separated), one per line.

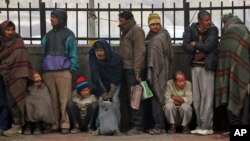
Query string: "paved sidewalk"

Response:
xmin=0 ymin=132 xmax=229 ymax=141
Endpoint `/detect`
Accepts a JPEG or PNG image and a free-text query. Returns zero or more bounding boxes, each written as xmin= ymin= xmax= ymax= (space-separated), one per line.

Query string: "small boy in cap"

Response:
xmin=66 ymin=76 xmax=98 ymax=134
xmin=23 ymin=70 xmax=53 ymax=135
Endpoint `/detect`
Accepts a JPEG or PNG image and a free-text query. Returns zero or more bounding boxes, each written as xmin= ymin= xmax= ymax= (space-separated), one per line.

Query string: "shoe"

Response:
xmin=0 ymin=129 xmax=4 ymax=135
xmin=182 ymin=126 xmax=190 ymax=134
xmin=127 ymin=128 xmax=143 ymax=135
xmin=168 ymin=125 xmax=176 ymax=134
xmin=149 ymin=128 xmax=165 ymax=135
xmin=70 ymin=127 xmax=80 ymax=134
xmin=92 ymin=128 xmax=100 ymax=136
xmin=190 ymin=128 xmax=201 ymax=134
xmin=33 ymin=128 xmax=42 ymax=135
xmin=23 ymin=128 xmax=32 ymax=135
xmin=197 ymin=129 xmax=214 ymax=135
xmin=61 ymin=128 xmax=70 ymax=134
xmin=222 ymin=131 xmax=230 ymax=137
xmin=3 ymin=125 xmax=22 ymax=137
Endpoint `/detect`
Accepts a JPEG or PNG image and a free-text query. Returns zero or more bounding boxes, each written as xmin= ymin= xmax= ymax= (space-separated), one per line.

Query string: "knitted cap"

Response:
xmin=33 ymin=70 xmax=42 ymax=82
xmin=148 ymin=13 xmax=161 ymax=25
xmin=76 ymin=76 xmax=89 ymax=92
xmin=221 ymin=13 xmax=234 ymax=22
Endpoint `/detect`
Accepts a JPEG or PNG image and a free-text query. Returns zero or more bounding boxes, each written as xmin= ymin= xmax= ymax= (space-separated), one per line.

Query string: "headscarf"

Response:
xmin=0 ymin=20 xmax=20 ymax=46
xmin=89 ymin=39 xmax=122 ymax=96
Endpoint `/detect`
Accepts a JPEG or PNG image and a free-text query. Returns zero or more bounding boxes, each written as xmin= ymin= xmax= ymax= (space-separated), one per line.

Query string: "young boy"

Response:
xmin=67 ymin=76 xmax=98 ymax=134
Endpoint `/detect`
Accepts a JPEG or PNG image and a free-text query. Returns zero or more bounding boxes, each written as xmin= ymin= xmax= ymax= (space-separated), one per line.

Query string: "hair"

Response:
xmin=198 ymin=10 xmax=210 ymax=20
xmin=173 ymin=70 xmax=186 ymax=81
xmin=94 ymin=41 xmax=103 ymax=49
xmin=118 ymin=10 xmax=134 ymax=20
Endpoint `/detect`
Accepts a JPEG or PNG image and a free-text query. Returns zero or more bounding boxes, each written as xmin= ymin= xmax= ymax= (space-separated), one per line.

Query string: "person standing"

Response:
xmin=164 ymin=71 xmax=192 ymax=134
xmin=182 ymin=10 xmax=218 ymax=135
xmin=118 ymin=10 xmax=146 ymax=135
xmin=41 ymin=9 xmax=79 ymax=134
xmin=0 ymin=20 xmax=33 ymax=136
xmin=145 ymin=13 xmax=173 ymax=134
xmin=215 ymin=13 xmax=250 ymax=126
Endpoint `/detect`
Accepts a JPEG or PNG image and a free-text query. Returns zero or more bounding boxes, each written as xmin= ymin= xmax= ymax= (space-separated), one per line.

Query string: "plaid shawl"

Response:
xmin=215 ymin=16 xmax=250 ymax=116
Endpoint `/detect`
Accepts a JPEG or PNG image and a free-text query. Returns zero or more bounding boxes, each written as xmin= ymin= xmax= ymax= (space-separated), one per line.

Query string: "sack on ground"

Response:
xmin=99 ymin=100 xmax=119 ymax=135
xmin=140 ymin=81 xmax=153 ymax=100
xmin=130 ymin=85 xmax=142 ymax=110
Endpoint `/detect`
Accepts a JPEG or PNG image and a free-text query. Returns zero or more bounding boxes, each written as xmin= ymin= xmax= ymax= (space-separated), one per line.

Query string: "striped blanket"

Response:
xmin=215 ymin=18 xmax=250 ymax=116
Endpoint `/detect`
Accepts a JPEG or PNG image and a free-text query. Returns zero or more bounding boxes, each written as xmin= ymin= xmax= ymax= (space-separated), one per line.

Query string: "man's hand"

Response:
xmin=101 ymin=93 xmax=109 ymax=101
xmin=135 ymin=73 xmax=141 ymax=81
xmin=190 ymin=41 xmax=196 ymax=47
xmin=171 ymin=95 xmax=184 ymax=105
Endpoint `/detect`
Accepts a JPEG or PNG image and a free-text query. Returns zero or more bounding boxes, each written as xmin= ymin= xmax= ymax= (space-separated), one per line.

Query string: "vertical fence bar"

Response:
xmin=7 ymin=2 xmax=9 ymax=20
xmin=86 ymin=3 xmax=89 ymax=44
xmin=76 ymin=3 xmax=79 ymax=41
xmin=98 ymin=3 xmax=100 ymax=39
xmin=231 ymin=1 xmax=234 ymax=15
xmin=220 ymin=1 xmax=223 ymax=34
xmin=39 ymin=2 xmax=46 ymax=40
xmin=18 ymin=2 xmax=21 ymax=34
xmin=173 ymin=2 xmax=176 ymax=44
xmin=29 ymin=3 xmax=32 ymax=44
xmin=183 ymin=0 xmax=190 ymax=31
xmin=151 ymin=4 xmax=153 ymax=13
xmin=162 ymin=3 xmax=164 ymax=28
xmin=243 ymin=1 xmax=246 ymax=24
xmin=119 ymin=4 xmax=121 ymax=38
xmin=210 ymin=2 xmax=212 ymax=17
xmin=141 ymin=3 xmax=143 ymax=28
xmin=108 ymin=3 xmax=111 ymax=44
xmin=65 ymin=3 xmax=68 ymax=27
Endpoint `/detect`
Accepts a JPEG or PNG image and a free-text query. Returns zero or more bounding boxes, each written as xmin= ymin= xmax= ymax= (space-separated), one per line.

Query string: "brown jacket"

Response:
xmin=119 ymin=19 xmax=146 ymax=75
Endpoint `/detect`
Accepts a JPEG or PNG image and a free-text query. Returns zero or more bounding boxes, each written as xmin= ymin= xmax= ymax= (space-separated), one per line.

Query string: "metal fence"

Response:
xmin=0 ymin=0 xmax=250 ymax=44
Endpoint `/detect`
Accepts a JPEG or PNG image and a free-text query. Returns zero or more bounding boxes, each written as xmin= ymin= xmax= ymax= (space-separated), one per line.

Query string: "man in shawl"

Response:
xmin=89 ymin=39 xmax=122 ymax=135
xmin=118 ymin=10 xmax=146 ymax=135
xmin=182 ymin=10 xmax=218 ymax=135
xmin=215 ymin=13 xmax=250 ymax=126
xmin=0 ymin=20 xmax=33 ymax=136
xmin=145 ymin=13 xmax=173 ymax=134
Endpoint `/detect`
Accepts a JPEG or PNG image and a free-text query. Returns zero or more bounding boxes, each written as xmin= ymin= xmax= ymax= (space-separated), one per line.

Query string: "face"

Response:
xmin=50 ymin=15 xmax=59 ymax=27
xmin=80 ymin=87 xmax=90 ymax=97
xmin=118 ymin=17 xmax=126 ymax=27
xmin=149 ymin=23 xmax=161 ymax=32
xmin=174 ymin=73 xmax=186 ymax=89
xmin=95 ymin=48 xmax=106 ymax=60
xmin=4 ymin=26 xmax=15 ymax=38
xmin=198 ymin=15 xmax=211 ymax=31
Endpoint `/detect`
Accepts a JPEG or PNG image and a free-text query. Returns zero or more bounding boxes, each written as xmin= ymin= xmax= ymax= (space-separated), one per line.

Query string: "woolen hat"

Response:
xmin=76 ymin=76 xmax=89 ymax=92
xmin=148 ymin=13 xmax=161 ymax=25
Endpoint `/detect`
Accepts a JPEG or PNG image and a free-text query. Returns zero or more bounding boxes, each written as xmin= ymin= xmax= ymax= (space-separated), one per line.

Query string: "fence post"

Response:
xmin=183 ymin=0 xmax=190 ymax=31
xmin=88 ymin=0 xmax=96 ymax=45
xmin=39 ymin=2 xmax=46 ymax=39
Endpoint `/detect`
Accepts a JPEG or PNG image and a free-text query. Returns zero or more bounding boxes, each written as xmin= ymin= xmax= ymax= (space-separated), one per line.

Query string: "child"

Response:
xmin=67 ymin=76 xmax=98 ymax=134
xmin=23 ymin=70 xmax=53 ymax=135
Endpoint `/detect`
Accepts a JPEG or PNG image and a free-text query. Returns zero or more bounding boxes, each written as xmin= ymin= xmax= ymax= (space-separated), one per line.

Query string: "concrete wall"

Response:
xmin=27 ymin=44 xmax=191 ymax=86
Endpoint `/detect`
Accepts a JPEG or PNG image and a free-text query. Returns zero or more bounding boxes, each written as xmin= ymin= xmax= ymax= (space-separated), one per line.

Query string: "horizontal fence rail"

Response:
xmin=0 ymin=0 xmax=250 ymax=45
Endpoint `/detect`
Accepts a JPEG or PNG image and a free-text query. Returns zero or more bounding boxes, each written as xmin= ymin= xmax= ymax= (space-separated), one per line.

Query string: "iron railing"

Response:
xmin=0 ymin=0 xmax=250 ymax=44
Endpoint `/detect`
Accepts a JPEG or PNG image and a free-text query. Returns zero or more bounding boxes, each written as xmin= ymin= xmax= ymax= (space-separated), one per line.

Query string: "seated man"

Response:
xmin=163 ymin=71 xmax=193 ymax=134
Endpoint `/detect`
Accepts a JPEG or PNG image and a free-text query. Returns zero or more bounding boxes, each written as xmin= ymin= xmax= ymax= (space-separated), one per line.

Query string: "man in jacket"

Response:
xmin=118 ymin=10 xmax=146 ymax=135
xmin=41 ymin=9 xmax=79 ymax=134
xmin=182 ymin=10 xmax=218 ymax=135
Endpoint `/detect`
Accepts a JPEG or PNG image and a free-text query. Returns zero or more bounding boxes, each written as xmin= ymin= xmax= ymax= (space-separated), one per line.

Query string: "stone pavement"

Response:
xmin=0 ymin=132 xmax=229 ymax=141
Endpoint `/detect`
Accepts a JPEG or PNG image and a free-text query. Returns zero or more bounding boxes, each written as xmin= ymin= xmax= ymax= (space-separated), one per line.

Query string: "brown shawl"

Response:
xmin=146 ymin=28 xmax=173 ymax=105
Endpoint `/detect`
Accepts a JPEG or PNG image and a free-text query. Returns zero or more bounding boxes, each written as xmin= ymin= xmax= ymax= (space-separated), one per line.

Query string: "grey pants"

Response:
xmin=164 ymin=102 xmax=192 ymax=126
xmin=191 ymin=67 xmax=214 ymax=130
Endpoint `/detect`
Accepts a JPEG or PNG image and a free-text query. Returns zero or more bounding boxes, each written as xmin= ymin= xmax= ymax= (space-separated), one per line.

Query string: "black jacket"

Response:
xmin=182 ymin=23 xmax=219 ymax=71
